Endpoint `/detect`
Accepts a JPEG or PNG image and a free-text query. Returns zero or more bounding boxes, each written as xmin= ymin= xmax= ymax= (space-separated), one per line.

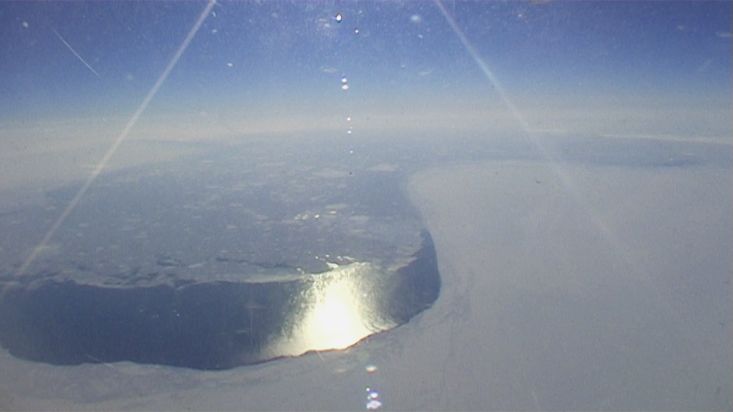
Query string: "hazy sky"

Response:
xmin=1 ymin=1 xmax=731 ymax=137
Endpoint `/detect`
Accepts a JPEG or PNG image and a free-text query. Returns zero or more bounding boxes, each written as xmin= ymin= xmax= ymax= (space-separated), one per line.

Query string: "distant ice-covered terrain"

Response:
xmin=0 ymin=133 xmax=730 ymax=410
xmin=0 ymin=134 xmax=440 ymax=370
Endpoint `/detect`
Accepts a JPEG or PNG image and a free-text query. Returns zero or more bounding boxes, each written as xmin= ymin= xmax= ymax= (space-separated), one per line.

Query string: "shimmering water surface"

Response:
xmin=0 ymin=233 xmax=438 ymax=370
xmin=0 ymin=137 xmax=441 ymax=370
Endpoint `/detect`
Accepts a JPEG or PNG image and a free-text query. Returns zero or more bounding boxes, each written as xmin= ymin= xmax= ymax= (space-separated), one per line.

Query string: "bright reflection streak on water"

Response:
xmin=267 ymin=262 xmax=395 ymax=358
xmin=0 ymin=232 xmax=439 ymax=369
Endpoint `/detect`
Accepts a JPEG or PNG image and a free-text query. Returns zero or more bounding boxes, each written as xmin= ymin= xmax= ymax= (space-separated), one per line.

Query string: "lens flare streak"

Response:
xmin=16 ymin=0 xmax=217 ymax=277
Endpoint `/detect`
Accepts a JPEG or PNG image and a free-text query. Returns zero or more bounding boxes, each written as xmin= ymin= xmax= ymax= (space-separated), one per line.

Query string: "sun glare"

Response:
xmin=267 ymin=262 xmax=394 ymax=357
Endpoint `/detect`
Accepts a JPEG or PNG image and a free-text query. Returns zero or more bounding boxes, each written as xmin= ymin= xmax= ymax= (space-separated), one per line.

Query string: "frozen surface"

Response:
xmin=0 ymin=136 xmax=440 ymax=371
xmin=1 ymin=1 xmax=731 ymax=409
xmin=1 ymin=135 xmax=730 ymax=410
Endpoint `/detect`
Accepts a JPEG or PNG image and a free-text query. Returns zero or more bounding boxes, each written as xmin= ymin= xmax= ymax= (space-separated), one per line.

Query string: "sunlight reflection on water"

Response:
xmin=0 ymin=233 xmax=439 ymax=370
xmin=266 ymin=262 xmax=395 ymax=358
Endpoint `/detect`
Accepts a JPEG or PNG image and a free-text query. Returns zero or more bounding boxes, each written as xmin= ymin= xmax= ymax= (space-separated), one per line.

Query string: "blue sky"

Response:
xmin=0 ymin=1 xmax=730 ymax=138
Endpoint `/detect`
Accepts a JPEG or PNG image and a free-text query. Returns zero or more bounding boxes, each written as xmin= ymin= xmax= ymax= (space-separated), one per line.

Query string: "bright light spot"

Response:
xmin=341 ymin=84 xmax=350 ymax=91
xmin=21 ymin=21 xmax=29 ymax=28
xmin=341 ymin=76 xmax=348 ymax=84
xmin=300 ymin=278 xmax=368 ymax=349
xmin=410 ymin=14 xmax=422 ymax=24
xmin=226 ymin=62 xmax=233 ymax=67
xmin=264 ymin=263 xmax=394 ymax=359
xmin=354 ymin=28 xmax=360 ymax=35
xmin=346 ymin=116 xmax=352 ymax=122
xmin=365 ymin=364 xmax=378 ymax=373
xmin=366 ymin=387 xmax=382 ymax=409
xmin=335 ymin=13 xmax=343 ymax=23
